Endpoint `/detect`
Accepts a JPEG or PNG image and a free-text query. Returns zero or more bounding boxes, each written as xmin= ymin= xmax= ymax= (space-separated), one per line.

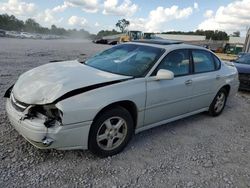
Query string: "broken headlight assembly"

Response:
xmin=25 ymin=105 xmax=63 ymax=128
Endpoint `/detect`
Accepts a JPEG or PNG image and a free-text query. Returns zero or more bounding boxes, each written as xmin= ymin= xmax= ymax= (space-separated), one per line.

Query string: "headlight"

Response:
xmin=42 ymin=105 xmax=63 ymax=121
xmin=28 ymin=105 xmax=63 ymax=128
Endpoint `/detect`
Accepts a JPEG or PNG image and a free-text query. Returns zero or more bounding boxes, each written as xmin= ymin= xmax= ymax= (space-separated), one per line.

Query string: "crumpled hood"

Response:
xmin=13 ymin=60 xmax=131 ymax=104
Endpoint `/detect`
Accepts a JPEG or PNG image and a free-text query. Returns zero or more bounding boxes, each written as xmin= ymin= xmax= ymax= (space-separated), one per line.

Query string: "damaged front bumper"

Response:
xmin=6 ymin=98 xmax=92 ymax=150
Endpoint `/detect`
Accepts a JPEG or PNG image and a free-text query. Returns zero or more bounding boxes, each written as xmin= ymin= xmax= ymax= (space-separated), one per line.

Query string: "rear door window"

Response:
xmin=192 ymin=50 xmax=215 ymax=73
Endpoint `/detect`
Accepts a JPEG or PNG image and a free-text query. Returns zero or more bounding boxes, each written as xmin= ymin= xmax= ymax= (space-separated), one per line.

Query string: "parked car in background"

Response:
xmin=0 ymin=29 xmax=6 ymax=37
xmin=4 ymin=31 xmax=63 ymax=40
xmin=5 ymin=40 xmax=239 ymax=157
xmin=6 ymin=31 xmax=21 ymax=38
xmin=233 ymin=53 xmax=250 ymax=90
xmin=93 ymin=38 xmax=108 ymax=44
xmin=20 ymin=32 xmax=35 ymax=39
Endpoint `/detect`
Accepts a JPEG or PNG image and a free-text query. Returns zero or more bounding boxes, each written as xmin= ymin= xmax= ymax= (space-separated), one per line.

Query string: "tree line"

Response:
xmin=0 ymin=14 xmax=238 ymax=41
xmin=96 ymin=29 xmax=230 ymax=41
xmin=162 ymin=30 xmax=230 ymax=41
xmin=101 ymin=18 xmax=232 ymax=41
xmin=0 ymin=14 xmax=93 ymax=38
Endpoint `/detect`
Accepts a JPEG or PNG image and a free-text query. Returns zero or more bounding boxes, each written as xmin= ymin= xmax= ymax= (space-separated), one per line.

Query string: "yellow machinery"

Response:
xmin=119 ymin=31 xmax=143 ymax=43
xmin=119 ymin=31 xmax=156 ymax=43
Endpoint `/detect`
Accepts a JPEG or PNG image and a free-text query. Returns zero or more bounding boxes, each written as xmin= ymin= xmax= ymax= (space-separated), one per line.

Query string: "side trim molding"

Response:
xmin=135 ymin=107 xmax=208 ymax=134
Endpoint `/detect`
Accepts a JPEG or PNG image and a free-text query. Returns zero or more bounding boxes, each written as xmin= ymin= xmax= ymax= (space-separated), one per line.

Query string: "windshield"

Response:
xmin=235 ymin=54 xmax=250 ymax=65
xmin=85 ymin=44 xmax=165 ymax=77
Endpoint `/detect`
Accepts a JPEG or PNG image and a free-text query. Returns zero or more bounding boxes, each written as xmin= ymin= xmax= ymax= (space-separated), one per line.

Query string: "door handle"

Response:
xmin=185 ymin=80 xmax=192 ymax=85
xmin=216 ymin=75 xmax=221 ymax=80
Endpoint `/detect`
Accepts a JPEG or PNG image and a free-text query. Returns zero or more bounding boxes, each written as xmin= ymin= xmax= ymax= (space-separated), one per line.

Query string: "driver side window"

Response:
xmin=154 ymin=49 xmax=190 ymax=77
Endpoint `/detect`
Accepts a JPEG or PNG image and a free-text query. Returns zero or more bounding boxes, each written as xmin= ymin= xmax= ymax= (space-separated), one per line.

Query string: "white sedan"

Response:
xmin=5 ymin=40 xmax=239 ymax=157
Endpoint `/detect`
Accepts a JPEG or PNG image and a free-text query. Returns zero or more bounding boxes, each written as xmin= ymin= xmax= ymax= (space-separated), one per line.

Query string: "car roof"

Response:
xmin=132 ymin=39 xmax=183 ymax=45
xmin=129 ymin=39 xmax=207 ymax=51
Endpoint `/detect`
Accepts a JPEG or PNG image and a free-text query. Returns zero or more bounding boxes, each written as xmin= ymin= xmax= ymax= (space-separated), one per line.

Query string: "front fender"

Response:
xmin=56 ymin=78 xmax=146 ymax=125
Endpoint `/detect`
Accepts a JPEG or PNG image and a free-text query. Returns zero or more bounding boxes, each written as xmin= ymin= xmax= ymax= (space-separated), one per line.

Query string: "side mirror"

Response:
xmin=156 ymin=69 xmax=174 ymax=80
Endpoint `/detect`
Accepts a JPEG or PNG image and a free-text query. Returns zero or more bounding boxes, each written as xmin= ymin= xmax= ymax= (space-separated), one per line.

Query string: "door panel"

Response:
xmin=144 ymin=49 xmax=193 ymax=126
xmin=190 ymin=72 xmax=217 ymax=110
xmin=189 ymin=50 xmax=221 ymax=111
xmin=144 ymin=76 xmax=193 ymax=125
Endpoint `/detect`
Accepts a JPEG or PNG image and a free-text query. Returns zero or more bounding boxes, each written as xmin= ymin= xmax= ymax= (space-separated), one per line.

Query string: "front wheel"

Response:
xmin=88 ymin=106 xmax=134 ymax=157
xmin=209 ymin=88 xmax=228 ymax=116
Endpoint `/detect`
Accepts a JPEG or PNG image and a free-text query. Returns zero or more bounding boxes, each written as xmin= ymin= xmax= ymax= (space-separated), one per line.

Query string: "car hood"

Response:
xmin=12 ymin=60 xmax=131 ymax=104
xmin=233 ymin=62 xmax=250 ymax=74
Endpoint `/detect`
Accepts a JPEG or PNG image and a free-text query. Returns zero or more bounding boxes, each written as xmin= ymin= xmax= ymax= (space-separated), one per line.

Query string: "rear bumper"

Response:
xmin=6 ymin=99 xmax=92 ymax=150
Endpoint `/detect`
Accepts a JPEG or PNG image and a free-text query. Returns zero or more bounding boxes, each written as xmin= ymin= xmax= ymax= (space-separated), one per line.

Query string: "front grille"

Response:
xmin=10 ymin=93 xmax=29 ymax=112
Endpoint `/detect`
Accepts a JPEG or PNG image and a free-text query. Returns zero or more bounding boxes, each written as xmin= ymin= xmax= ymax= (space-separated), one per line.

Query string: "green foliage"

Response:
xmin=96 ymin=29 xmax=121 ymax=38
xmin=24 ymin=18 xmax=40 ymax=32
xmin=50 ymin=24 xmax=67 ymax=35
xmin=115 ymin=19 xmax=130 ymax=33
xmin=0 ymin=14 xmax=24 ymax=31
xmin=162 ymin=30 xmax=229 ymax=41
xmin=0 ymin=14 xmax=93 ymax=38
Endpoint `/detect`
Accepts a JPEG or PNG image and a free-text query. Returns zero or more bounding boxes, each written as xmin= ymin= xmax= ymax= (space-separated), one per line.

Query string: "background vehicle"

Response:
xmin=143 ymin=32 xmax=156 ymax=39
xmin=119 ymin=31 xmax=143 ymax=42
xmin=20 ymin=32 xmax=34 ymax=39
xmin=0 ymin=29 xmax=6 ymax=37
xmin=233 ymin=53 xmax=250 ymax=90
xmin=94 ymin=31 xmax=158 ymax=45
xmin=93 ymin=38 xmax=108 ymax=44
xmin=5 ymin=40 xmax=239 ymax=157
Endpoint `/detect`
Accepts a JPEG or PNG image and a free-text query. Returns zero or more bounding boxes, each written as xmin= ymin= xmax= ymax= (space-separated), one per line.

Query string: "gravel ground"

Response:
xmin=0 ymin=38 xmax=250 ymax=188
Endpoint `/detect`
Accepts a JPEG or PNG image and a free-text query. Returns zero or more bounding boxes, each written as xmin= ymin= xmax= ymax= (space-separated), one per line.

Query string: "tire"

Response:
xmin=209 ymin=88 xmax=228 ymax=116
xmin=88 ymin=106 xmax=134 ymax=157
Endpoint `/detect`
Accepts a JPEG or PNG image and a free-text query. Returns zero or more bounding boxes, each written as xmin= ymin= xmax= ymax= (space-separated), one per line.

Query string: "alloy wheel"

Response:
xmin=96 ymin=117 xmax=128 ymax=151
xmin=214 ymin=92 xmax=226 ymax=113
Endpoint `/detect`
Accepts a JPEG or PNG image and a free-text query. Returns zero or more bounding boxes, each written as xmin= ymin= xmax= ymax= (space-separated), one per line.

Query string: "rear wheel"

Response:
xmin=88 ymin=106 xmax=134 ymax=157
xmin=209 ymin=88 xmax=228 ymax=116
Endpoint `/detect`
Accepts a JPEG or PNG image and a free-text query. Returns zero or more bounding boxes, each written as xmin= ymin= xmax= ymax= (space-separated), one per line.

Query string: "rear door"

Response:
xmin=144 ymin=49 xmax=193 ymax=125
xmin=189 ymin=49 xmax=222 ymax=111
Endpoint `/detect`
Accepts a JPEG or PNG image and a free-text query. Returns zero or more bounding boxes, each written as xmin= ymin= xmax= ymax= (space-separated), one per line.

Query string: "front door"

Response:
xmin=144 ymin=49 xmax=193 ymax=126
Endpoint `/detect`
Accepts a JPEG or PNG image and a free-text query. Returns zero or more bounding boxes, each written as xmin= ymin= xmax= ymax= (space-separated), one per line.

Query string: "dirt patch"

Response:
xmin=215 ymin=53 xmax=237 ymax=61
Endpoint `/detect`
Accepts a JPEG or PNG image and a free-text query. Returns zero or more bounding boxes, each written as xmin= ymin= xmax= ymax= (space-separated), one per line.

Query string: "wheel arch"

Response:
xmin=209 ymin=84 xmax=230 ymax=116
xmin=92 ymin=100 xmax=138 ymax=130
xmin=221 ymin=84 xmax=231 ymax=96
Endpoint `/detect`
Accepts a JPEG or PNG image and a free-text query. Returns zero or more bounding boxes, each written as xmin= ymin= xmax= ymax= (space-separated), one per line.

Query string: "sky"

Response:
xmin=0 ymin=0 xmax=250 ymax=35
